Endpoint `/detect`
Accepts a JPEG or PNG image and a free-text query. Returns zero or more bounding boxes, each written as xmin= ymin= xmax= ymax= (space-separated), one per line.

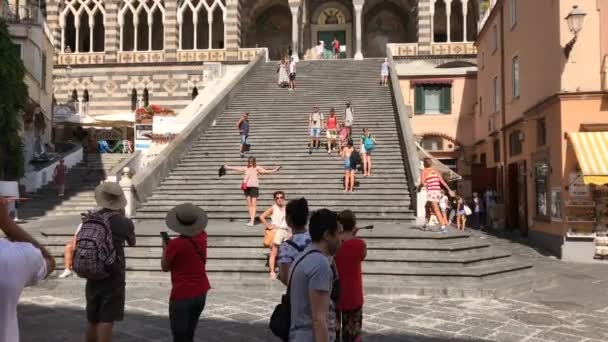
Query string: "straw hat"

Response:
xmin=94 ymin=182 xmax=126 ymax=210
xmin=165 ymin=203 xmax=208 ymax=237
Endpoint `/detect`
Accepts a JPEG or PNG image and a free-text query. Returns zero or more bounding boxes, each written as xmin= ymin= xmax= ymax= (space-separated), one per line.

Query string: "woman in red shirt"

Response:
xmin=335 ymin=210 xmax=367 ymax=342
xmin=161 ymin=203 xmax=211 ymax=342
xmin=325 ymin=108 xmax=339 ymax=154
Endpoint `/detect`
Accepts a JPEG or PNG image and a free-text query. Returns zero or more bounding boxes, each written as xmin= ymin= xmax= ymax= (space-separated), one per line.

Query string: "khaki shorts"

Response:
xmin=326 ymin=129 xmax=337 ymax=139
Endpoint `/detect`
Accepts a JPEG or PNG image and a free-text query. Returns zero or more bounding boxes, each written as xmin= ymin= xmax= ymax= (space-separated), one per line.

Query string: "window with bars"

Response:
xmin=414 ymin=85 xmax=452 ymax=115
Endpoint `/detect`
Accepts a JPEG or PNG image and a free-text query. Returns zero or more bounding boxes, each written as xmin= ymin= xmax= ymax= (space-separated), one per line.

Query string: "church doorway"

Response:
xmin=310 ymin=3 xmax=352 ymax=58
xmin=242 ymin=3 xmax=291 ymax=61
xmin=362 ymin=0 xmax=416 ymax=57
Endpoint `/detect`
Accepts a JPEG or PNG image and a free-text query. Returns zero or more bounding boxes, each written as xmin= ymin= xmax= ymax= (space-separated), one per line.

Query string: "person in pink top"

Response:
xmin=325 ymin=108 xmax=339 ymax=154
xmin=417 ymin=158 xmax=454 ymax=233
xmin=53 ymin=159 xmax=68 ymax=196
xmin=335 ymin=210 xmax=366 ymax=342
xmin=224 ymin=157 xmax=281 ymax=226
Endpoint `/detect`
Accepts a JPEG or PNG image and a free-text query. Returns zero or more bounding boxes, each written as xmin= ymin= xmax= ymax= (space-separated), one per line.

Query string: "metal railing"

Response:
xmin=2 ymin=5 xmax=43 ymax=25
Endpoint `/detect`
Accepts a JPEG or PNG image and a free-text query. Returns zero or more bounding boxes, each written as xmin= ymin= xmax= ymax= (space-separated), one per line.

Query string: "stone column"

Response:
xmin=164 ymin=0 xmax=179 ymax=62
xmin=74 ymin=16 xmax=80 ymax=52
xmin=119 ymin=167 xmax=136 ymax=218
xmin=353 ymin=0 xmax=364 ymax=60
xmin=446 ymin=0 xmax=452 ymax=43
xmin=289 ymin=0 xmax=301 ymax=59
xmin=462 ymin=0 xmax=468 ymax=42
xmin=417 ymin=0 xmax=433 ymax=55
xmin=224 ymin=0 xmax=241 ymax=60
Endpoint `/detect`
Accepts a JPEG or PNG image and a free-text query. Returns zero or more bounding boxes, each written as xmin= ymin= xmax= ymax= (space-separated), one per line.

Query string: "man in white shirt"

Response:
xmin=308 ymin=106 xmax=324 ymax=154
xmin=289 ymin=57 xmax=297 ymax=91
xmin=0 ymin=199 xmax=55 ymax=342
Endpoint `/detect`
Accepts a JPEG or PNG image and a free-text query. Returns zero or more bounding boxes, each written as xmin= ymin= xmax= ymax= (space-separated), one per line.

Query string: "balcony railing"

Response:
xmin=2 ymin=5 xmax=43 ymax=25
xmin=388 ymin=42 xmax=476 ymax=57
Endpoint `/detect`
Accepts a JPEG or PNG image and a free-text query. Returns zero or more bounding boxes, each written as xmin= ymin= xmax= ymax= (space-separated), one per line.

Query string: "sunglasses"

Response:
xmin=275 ymin=196 xmax=284 ymax=200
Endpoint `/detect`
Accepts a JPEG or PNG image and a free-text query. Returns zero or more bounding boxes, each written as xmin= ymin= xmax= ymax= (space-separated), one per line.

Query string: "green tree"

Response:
xmin=0 ymin=18 xmax=27 ymax=180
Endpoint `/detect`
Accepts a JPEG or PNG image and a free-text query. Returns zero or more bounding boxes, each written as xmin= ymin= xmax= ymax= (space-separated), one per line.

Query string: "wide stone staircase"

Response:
xmin=33 ymin=60 xmax=547 ymax=297
xmin=135 ymin=59 xmax=415 ymax=223
xmin=19 ymin=153 xmax=128 ymax=219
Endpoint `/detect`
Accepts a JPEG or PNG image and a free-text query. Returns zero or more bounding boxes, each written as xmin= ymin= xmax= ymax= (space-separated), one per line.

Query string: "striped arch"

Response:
xmin=59 ymin=0 xmax=106 ymax=52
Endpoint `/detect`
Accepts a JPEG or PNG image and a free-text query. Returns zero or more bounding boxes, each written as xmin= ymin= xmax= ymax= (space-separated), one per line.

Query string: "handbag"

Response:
xmin=241 ymin=175 xmax=249 ymax=191
xmin=464 ymin=205 xmax=473 ymax=216
xmin=263 ymin=227 xmax=277 ymax=248
xmin=269 ymin=250 xmax=320 ymax=341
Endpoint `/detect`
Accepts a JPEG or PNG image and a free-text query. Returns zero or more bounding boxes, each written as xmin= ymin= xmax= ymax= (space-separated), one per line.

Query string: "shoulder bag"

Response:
xmin=269 ymin=249 xmax=320 ymax=341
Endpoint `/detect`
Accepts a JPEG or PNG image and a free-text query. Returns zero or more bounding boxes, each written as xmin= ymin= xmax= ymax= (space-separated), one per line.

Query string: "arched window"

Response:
xmin=143 ymin=88 xmax=149 ymax=106
xmin=131 ymin=89 xmax=138 ymax=110
xmin=60 ymin=0 xmax=106 ymax=53
xmin=450 ymin=0 xmax=464 ymax=42
xmin=433 ymin=0 xmax=447 ymax=42
xmin=119 ymin=0 xmax=166 ymax=51
xmin=192 ymin=86 xmax=198 ymax=99
xmin=83 ymin=89 xmax=90 ymax=102
xmin=178 ymin=0 xmax=226 ymax=50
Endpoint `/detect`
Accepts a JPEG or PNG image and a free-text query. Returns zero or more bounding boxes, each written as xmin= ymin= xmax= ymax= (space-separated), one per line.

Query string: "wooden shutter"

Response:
xmin=440 ymin=86 xmax=452 ymax=114
xmin=414 ymin=86 xmax=424 ymax=114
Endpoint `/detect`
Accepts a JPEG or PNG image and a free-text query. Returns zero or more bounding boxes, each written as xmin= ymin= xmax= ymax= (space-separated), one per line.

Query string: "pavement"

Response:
xmin=15 ymin=215 xmax=608 ymax=341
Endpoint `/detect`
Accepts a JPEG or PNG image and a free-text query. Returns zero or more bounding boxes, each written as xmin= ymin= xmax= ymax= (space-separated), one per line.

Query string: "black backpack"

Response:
xmin=350 ymin=149 xmax=361 ymax=168
xmin=269 ymin=250 xmax=320 ymax=341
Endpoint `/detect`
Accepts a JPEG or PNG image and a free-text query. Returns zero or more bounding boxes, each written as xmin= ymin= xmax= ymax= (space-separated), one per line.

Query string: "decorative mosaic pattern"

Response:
xmin=176 ymin=49 xmax=226 ymax=62
xmin=117 ymin=51 xmax=166 ymax=63
xmin=431 ymin=42 xmax=477 ymax=55
xmin=388 ymin=43 xmax=419 ymax=57
xmin=58 ymin=53 xmax=105 ymax=65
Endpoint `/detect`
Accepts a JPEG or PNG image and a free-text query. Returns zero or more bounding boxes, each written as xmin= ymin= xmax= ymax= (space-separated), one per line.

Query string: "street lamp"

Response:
xmin=564 ymin=5 xmax=587 ymax=58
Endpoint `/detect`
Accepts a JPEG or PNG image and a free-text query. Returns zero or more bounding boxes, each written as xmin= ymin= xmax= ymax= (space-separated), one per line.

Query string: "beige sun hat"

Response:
xmin=94 ymin=182 xmax=127 ymax=210
xmin=165 ymin=203 xmax=208 ymax=237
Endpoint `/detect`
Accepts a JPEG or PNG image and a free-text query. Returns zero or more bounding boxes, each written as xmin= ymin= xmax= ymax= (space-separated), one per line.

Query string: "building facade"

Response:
xmin=472 ymin=0 xmax=608 ymax=261
xmin=3 ymin=0 xmax=54 ymax=166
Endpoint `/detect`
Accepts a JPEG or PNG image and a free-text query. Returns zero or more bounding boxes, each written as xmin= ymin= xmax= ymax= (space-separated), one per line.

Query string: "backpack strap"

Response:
xmin=184 ymin=236 xmax=205 ymax=262
xmin=286 ymin=250 xmax=321 ymax=296
xmin=285 ymin=239 xmax=305 ymax=253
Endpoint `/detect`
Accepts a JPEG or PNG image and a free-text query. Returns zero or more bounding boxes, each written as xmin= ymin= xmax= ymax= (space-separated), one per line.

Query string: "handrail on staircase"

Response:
xmin=131 ymin=50 xmax=268 ymax=204
xmin=386 ymin=47 xmax=421 ymax=217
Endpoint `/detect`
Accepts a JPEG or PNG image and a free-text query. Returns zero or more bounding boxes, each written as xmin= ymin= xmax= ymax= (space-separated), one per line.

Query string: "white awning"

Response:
xmin=93 ymin=113 xmax=136 ymax=123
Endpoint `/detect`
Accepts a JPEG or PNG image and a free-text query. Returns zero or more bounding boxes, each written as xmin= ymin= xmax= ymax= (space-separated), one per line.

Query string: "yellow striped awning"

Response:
xmin=569 ymin=132 xmax=608 ymax=185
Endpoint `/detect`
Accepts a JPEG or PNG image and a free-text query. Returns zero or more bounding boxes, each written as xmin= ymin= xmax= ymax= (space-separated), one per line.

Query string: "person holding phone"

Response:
xmin=335 ymin=210 xmax=367 ymax=342
xmin=161 ymin=203 xmax=211 ymax=342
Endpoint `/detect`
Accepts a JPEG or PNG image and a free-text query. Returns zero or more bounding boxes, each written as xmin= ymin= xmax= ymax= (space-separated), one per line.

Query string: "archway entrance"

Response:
xmin=362 ymin=0 xmax=416 ymax=57
xmin=309 ymin=3 xmax=352 ymax=58
xmin=242 ymin=3 xmax=291 ymax=60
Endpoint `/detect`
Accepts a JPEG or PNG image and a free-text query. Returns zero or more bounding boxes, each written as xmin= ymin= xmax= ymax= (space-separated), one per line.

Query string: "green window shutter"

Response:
xmin=414 ymin=86 xmax=424 ymax=114
xmin=440 ymin=86 xmax=452 ymax=114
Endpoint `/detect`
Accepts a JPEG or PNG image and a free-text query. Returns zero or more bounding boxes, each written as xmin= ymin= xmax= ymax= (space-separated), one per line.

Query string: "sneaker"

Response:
xmin=327 ymin=150 xmax=331 ymax=154
xmin=309 ymin=148 xmax=313 ymax=155
xmin=269 ymin=272 xmax=277 ymax=280
xmin=245 ymin=221 xmax=254 ymax=227
xmin=240 ymin=153 xmax=245 ymax=158
xmin=59 ymin=269 xmax=72 ymax=278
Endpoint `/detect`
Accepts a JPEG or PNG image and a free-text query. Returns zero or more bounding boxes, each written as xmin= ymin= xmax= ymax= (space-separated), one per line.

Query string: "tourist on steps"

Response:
xmin=277 ymin=59 xmax=289 ymax=88
xmin=84 ymin=182 xmax=136 ymax=342
xmin=0 ymin=199 xmax=55 ymax=342
xmin=381 ymin=58 xmax=390 ymax=86
xmin=236 ymin=112 xmax=250 ymax=158
xmin=288 ymin=209 xmax=342 ymax=342
xmin=417 ymin=158 xmax=454 ymax=234
xmin=455 ymin=191 xmax=467 ymax=231
xmin=309 ymin=105 xmax=324 ymax=154
xmin=259 ymin=191 xmax=287 ymax=280
xmin=341 ymin=140 xmax=356 ymax=193
xmin=161 ymin=203 xmax=211 ymax=342
xmin=336 ymin=210 xmax=367 ymax=342
xmin=360 ymin=128 xmax=377 ymax=177
xmin=344 ymin=101 xmax=354 ymax=128
xmin=332 ymin=37 xmax=340 ymax=59
xmin=326 ymin=108 xmax=339 ymax=154
xmin=289 ymin=57 xmax=297 ymax=91
xmin=53 ymin=159 xmax=68 ymax=196
xmin=224 ymin=157 xmax=281 ymax=227
xmin=277 ymin=197 xmax=310 ymax=285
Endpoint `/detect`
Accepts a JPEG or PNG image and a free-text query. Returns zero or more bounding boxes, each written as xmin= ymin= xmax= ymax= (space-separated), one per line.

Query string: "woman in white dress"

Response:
xmin=277 ymin=59 xmax=289 ymax=87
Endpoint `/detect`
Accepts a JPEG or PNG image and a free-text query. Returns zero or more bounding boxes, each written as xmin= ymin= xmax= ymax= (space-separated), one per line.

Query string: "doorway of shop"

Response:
xmin=317 ymin=31 xmax=346 ymax=58
xmin=507 ymin=161 xmax=529 ymax=236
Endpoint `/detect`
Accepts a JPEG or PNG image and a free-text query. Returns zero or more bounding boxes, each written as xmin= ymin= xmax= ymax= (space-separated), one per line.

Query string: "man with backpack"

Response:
xmin=75 ymin=182 xmax=135 ymax=342
xmin=308 ymin=106 xmax=324 ymax=154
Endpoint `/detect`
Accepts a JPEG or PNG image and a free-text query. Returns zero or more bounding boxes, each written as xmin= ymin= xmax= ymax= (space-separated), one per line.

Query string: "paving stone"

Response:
xmin=534 ymin=331 xmax=585 ymax=342
xmin=433 ymin=322 xmax=469 ymax=332
xmin=375 ymin=310 xmax=416 ymax=321
xmin=461 ymin=318 xmax=504 ymax=329
xmin=487 ymin=332 xmax=527 ymax=342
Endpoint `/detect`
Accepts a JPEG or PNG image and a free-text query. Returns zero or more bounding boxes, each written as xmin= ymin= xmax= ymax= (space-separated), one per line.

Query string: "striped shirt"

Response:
xmin=424 ymin=169 xmax=441 ymax=191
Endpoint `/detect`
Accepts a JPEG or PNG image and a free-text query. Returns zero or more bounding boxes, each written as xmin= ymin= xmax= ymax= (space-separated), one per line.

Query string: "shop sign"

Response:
xmin=135 ymin=124 xmax=152 ymax=150
xmin=153 ymin=116 xmax=177 ymax=135
xmin=569 ymin=171 xmax=590 ymax=198
xmin=95 ymin=128 xmax=123 ymax=141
